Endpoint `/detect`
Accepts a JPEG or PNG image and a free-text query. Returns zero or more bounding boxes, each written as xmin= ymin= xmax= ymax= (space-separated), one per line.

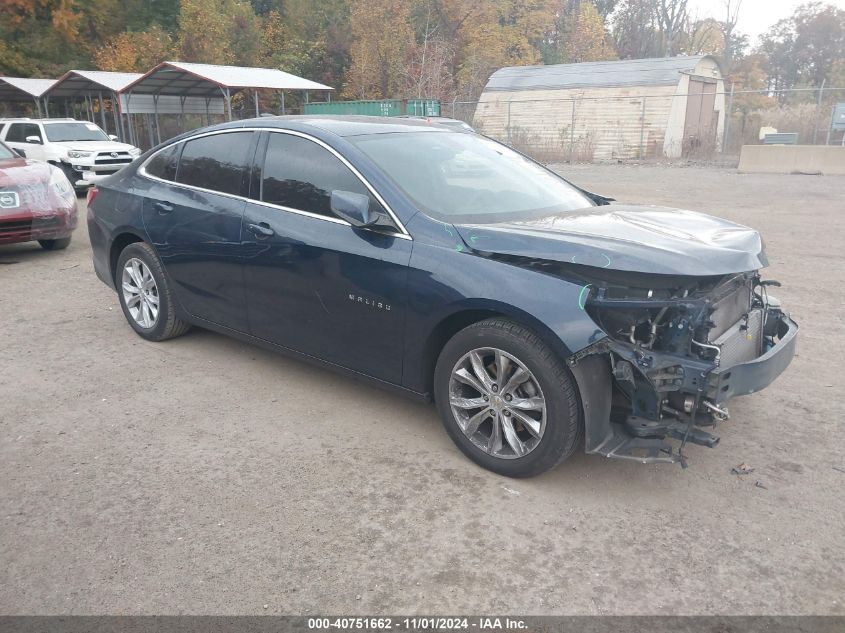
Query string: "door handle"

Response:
xmin=247 ymin=222 xmax=275 ymax=238
xmin=153 ymin=201 xmax=174 ymax=214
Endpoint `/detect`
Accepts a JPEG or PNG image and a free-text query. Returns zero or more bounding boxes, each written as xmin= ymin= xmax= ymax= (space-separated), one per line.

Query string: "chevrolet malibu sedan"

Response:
xmin=0 ymin=140 xmax=77 ymax=250
xmin=87 ymin=116 xmax=797 ymax=477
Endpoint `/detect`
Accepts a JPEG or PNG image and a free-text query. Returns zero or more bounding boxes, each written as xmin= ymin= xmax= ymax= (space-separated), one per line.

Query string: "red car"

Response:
xmin=0 ymin=140 xmax=78 ymax=250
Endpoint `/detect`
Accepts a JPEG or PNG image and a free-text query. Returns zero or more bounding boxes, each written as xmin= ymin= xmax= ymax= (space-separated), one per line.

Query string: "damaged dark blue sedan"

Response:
xmin=87 ymin=116 xmax=797 ymax=477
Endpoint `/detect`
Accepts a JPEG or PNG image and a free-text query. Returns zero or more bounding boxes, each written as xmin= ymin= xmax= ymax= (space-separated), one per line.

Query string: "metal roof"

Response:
xmin=123 ymin=61 xmax=333 ymax=96
xmin=44 ymin=70 xmax=143 ymax=98
xmin=0 ymin=77 xmax=57 ymax=100
xmin=483 ymin=55 xmax=716 ymax=92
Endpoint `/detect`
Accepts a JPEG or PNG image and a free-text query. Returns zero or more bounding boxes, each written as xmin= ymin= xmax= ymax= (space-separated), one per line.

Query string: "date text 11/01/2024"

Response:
xmin=308 ymin=617 xmax=528 ymax=630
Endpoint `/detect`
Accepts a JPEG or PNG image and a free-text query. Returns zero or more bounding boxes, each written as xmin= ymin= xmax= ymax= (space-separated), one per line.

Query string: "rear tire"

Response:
xmin=115 ymin=242 xmax=191 ymax=341
xmin=39 ymin=237 xmax=71 ymax=250
xmin=434 ymin=318 xmax=581 ymax=477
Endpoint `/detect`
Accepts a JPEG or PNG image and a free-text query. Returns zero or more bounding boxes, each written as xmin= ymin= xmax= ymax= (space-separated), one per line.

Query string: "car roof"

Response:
xmin=0 ymin=118 xmax=79 ymax=124
xmin=222 ymin=115 xmax=452 ymax=138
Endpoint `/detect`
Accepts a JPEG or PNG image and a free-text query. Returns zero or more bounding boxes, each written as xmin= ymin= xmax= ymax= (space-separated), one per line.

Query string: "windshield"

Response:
xmin=0 ymin=142 xmax=15 ymax=160
xmin=44 ymin=122 xmax=109 ymax=142
xmin=351 ymin=131 xmax=592 ymax=223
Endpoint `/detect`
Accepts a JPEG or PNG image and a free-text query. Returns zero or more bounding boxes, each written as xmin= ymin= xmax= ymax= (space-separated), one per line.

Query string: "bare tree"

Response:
xmin=722 ymin=0 xmax=743 ymax=72
xmin=655 ymin=0 xmax=689 ymax=56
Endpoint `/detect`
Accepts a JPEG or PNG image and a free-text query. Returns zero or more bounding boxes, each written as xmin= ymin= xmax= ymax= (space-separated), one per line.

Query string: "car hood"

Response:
xmin=453 ymin=204 xmax=767 ymax=276
xmin=0 ymin=157 xmax=52 ymax=187
xmin=51 ymin=141 xmax=136 ymax=152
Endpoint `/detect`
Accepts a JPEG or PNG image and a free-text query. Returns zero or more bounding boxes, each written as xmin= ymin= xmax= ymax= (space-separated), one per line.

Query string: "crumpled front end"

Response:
xmin=570 ymin=269 xmax=797 ymax=466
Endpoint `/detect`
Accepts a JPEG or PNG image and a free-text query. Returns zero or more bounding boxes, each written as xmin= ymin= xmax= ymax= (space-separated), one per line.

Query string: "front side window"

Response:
xmin=260 ymin=133 xmax=387 ymax=224
xmin=145 ymin=143 xmax=181 ymax=182
xmin=43 ymin=122 xmax=108 ymax=142
xmin=351 ymin=131 xmax=593 ymax=223
xmin=175 ymin=132 xmax=253 ymax=196
xmin=6 ymin=123 xmax=41 ymax=143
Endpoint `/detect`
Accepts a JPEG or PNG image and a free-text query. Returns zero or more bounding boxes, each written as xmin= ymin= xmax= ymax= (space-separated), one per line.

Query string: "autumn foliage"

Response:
xmin=0 ymin=1 xmax=843 ymax=103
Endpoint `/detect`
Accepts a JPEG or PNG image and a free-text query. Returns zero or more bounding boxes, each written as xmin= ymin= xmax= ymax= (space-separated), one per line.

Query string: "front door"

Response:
xmin=141 ymin=130 xmax=258 ymax=331
xmin=241 ymin=131 xmax=412 ymax=383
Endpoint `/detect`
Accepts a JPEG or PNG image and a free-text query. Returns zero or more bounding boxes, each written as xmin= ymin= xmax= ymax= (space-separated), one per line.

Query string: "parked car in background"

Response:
xmin=0 ymin=118 xmax=140 ymax=193
xmin=0 ymin=139 xmax=78 ymax=250
xmin=87 ymin=116 xmax=797 ymax=476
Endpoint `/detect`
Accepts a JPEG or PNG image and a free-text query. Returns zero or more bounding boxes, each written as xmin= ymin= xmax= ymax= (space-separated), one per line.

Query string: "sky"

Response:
xmin=687 ymin=0 xmax=845 ymax=46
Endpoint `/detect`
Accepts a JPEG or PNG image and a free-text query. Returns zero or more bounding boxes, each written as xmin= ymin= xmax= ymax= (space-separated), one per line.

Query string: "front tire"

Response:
xmin=115 ymin=242 xmax=191 ymax=341
xmin=434 ymin=318 xmax=581 ymax=477
xmin=38 ymin=237 xmax=71 ymax=250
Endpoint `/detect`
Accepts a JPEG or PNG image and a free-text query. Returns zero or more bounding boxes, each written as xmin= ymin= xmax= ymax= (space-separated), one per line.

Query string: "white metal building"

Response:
xmin=476 ymin=56 xmax=725 ymax=160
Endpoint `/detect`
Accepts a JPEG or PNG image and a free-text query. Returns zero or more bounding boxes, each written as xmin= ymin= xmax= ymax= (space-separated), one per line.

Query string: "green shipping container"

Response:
xmin=304 ymin=99 xmax=440 ymax=117
xmin=406 ymin=99 xmax=441 ymax=116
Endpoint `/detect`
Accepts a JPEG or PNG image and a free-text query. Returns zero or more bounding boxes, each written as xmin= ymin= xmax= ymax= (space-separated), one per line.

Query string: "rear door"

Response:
xmin=141 ymin=130 xmax=258 ymax=332
xmin=240 ymin=131 xmax=412 ymax=383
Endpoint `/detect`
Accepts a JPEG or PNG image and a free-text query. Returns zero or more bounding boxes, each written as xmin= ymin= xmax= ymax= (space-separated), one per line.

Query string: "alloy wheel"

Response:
xmin=448 ymin=347 xmax=547 ymax=459
xmin=121 ymin=257 xmax=159 ymax=329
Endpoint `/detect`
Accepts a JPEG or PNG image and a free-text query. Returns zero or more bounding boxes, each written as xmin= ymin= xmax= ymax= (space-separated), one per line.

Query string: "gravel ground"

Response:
xmin=0 ymin=164 xmax=843 ymax=615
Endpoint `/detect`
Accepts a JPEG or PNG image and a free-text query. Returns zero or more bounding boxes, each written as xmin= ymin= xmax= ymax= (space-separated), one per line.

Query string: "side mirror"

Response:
xmin=25 ymin=135 xmax=42 ymax=144
xmin=109 ymin=134 xmax=118 ymax=141
xmin=330 ymin=190 xmax=376 ymax=227
xmin=13 ymin=148 xmax=26 ymax=158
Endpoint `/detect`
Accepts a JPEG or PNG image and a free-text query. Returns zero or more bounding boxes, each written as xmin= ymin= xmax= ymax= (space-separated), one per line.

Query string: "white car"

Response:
xmin=0 ymin=118 xmax=141 ymax=192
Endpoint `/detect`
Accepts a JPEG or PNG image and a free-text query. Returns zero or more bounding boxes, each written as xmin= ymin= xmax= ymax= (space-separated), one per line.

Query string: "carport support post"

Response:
xmin=34 ymin=98 xmax=42 ymax=118
xmin=254 ymin=90 xmax=260 ymax=117
xmin=221 ymin=87 xmax=232 ymax=121
xmin=98 ymin=91 xmax=108 ymax=134
xmin=280 ymin=91 xmax=285 ymax=115
xmin=568 ymin=100 xmax=576 ymax=164
xmin=112 ymin=91 xmax=123 ymax=142
xmin=639 ymin=97 xmax=646 ymax=159
xmin=153 ymin=94 xmax=161 ymax=145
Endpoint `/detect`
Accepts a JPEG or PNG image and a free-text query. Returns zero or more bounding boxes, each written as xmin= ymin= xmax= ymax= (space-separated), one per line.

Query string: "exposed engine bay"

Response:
xmin=576 ymin=267 xmax=794 ymax=466
xmin=485 ymin=253 xmax=797 ymax=466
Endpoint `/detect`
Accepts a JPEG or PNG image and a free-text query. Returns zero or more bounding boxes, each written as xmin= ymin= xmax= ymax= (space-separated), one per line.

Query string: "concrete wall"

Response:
xmin=738 ymin=145 xmax=845 ymax=175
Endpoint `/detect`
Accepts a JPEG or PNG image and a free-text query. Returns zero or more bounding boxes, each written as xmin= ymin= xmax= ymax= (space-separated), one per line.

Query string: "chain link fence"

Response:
xmin=444 ymin=87 xmax=845 ymax=165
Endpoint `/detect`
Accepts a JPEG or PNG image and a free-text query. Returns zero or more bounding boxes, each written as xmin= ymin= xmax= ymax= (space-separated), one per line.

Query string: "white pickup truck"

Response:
xmin=0 ymin=118 xmax=141 ymax=192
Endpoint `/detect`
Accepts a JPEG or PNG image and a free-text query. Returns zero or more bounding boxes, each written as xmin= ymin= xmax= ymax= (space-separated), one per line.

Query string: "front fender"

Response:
xmin=402 ymin=216 xmax=606 ymax=392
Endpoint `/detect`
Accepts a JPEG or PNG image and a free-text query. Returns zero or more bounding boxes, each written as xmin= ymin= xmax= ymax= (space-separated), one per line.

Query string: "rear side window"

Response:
xmin=145 ymin=144 xmax=181 ymax=181
xmin=5 ymin=123 xmax=41 ymax=143
xmin=260 ymin=133 xmax=383 ymax=220
xmin=175 ymin=131 xmax=253 ymax=196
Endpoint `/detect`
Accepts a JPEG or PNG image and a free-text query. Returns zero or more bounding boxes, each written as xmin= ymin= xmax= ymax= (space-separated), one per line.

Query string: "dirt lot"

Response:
xmin=1 ymin=165 xmax=843 ymax=615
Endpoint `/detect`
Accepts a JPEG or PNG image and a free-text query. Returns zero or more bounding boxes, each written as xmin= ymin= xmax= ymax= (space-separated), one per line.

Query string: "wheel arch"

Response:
xmin=109 ymin=231 xmax=147 ymax=284
xmin=417 ymin=300 xmax=575 ymax=396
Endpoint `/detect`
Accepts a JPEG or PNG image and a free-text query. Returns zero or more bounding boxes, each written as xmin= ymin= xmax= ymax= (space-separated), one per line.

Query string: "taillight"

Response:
xmin=86 ymin=186 xmax=99 ymax=207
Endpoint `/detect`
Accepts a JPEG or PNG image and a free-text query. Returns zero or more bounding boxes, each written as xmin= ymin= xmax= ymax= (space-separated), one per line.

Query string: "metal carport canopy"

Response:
xmin=42 ymin=70 xmax=142 ymax=98
xmin=123 ymin=61 xmax=333 ymax=123
xmin=0 ymin=77 xmax=57 ymax=101
xmin=122 ymin=61 xmax=333 ymax=97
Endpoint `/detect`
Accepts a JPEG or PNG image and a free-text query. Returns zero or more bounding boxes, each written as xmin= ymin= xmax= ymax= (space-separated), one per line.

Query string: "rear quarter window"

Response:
xmin=144 ymin=144 xmax=181 ymax=182
xmin=175 ymin=131 xmax=253 ymax=196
